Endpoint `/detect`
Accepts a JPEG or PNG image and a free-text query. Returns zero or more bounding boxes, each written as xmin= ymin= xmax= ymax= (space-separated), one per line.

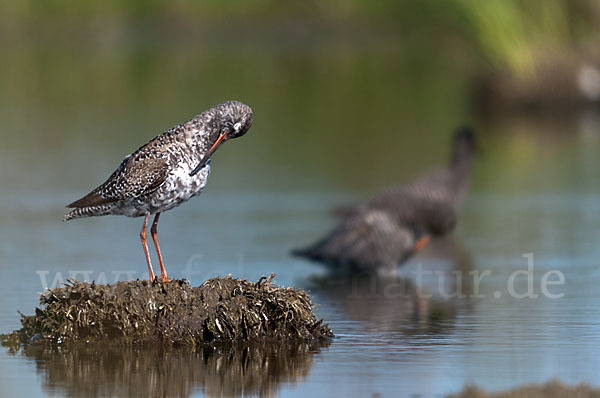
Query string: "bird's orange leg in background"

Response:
xmin=151 ymin=213 xmax=171 ymax=282
xmin=414 ymin=235 xmax=431 ymax=252
xmin=140 ymin=213 xmax=156 ymax=282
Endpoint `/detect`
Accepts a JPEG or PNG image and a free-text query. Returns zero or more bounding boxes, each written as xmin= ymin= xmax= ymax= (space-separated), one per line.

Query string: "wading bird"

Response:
xmin=292 ymin=127 xmax=475 ymax=277
xmin=64 ymin=101 xmax=253 ymax=282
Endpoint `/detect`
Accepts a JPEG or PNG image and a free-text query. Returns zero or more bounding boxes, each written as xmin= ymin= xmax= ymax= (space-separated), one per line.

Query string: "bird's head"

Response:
xmin=190 ymin=101 xmax=253 ymax=176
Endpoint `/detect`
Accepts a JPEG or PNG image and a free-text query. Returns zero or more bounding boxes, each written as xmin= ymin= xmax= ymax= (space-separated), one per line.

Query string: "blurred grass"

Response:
xmin=2 ymin=0 xmax=598 ymax=71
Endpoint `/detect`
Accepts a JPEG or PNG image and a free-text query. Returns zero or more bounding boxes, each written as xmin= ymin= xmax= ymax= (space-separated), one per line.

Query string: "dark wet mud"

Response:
xmin=1 ymin=275 xmax=333 ymax=346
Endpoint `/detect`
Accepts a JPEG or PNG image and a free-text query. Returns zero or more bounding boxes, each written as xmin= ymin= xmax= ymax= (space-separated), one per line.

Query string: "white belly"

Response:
xmin=124 ymin=161 xmax=211 ymax=216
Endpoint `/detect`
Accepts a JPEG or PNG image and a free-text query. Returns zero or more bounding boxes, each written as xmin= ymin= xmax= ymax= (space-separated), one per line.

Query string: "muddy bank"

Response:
xmin=1 ymin=275 xmax=333 ymax=345
xmin=450 ymin=379 xmax=600 ymax=398
xmin=474 ymin=48 xmax=600 ymax=115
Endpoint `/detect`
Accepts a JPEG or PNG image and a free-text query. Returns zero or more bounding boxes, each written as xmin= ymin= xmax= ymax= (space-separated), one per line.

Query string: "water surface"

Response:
xmin=1 ymin=30 xmax=600 ymax=397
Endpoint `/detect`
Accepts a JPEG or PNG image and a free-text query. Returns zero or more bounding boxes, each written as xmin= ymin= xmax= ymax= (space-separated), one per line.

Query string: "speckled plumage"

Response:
xmin=292 ymin=127 xmax=476 ymax=276
xmin=64 ymin=100 xmax=253 ymax=282
xmin=64 ymin=101 xmax=253 ymax=221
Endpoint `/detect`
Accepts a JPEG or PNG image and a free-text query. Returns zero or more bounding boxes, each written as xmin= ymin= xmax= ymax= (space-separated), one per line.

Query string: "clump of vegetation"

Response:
xmin=1 ymin=275 xmax=333 ymax=346
xmin=450 ymin=379 xmax=600 ymax=398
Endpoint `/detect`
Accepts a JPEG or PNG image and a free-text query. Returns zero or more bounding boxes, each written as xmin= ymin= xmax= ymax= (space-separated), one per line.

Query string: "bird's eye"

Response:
xmin=233 ymin=122 xmax=242 ymax=131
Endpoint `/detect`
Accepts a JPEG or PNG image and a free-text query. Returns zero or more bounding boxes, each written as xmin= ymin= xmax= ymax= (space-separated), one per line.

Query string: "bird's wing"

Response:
xmin=368 ymin=184 xmax=457 ymax=236
xmin=293 ymin=208 xmax=414 ymax=270
xmin=66 ymin=154 xmax=169 ymax=208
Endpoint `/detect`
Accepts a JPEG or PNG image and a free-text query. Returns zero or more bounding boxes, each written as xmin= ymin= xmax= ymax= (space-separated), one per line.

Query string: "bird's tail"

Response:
xmin=291 ymin=240 xmax=327 ymax=261
xmin=63 ymin=205 xmax=114 ymax=221
xmin=290 ymin=245 xmax=309 ymax=258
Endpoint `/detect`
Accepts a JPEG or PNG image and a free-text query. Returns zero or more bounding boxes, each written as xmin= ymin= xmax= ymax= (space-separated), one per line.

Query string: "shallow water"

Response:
xmin=2 ymin=20 xmax=600 ymax=395
xmin=2 ymin=109 xmax=600 ymax=397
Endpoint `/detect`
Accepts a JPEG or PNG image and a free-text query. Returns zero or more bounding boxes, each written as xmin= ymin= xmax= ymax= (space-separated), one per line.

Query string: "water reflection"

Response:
xmin=10 ymin=341 xmax=329 ymax=398
xmin=307 ymin=236 xmax=475 ymax=335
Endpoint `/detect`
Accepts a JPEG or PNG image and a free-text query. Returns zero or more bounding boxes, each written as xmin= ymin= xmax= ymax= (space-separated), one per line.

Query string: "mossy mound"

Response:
xmin=1 ymin=275 xmax=333 ymax=346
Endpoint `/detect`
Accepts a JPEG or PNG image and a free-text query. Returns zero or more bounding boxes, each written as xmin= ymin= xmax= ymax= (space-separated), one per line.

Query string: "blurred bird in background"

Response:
xmin=292 ymin=127 xmax=476 ymax=277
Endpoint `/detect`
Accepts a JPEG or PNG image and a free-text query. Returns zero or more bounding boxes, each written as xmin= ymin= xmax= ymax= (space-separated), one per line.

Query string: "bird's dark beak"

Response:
xmin=189 ymin=131 xmax=228 ymax=176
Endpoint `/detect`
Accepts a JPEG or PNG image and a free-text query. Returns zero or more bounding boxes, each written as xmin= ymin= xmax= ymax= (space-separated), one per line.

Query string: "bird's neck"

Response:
xmin=181 ymin=121 xmax=214 ymax=158
xmin=448 ymin=153 xmax=473 ymax=204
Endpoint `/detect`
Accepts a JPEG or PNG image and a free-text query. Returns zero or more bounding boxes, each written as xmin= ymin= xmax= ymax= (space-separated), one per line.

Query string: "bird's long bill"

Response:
xmin=189 ymin=132 xmax=227 ymax=176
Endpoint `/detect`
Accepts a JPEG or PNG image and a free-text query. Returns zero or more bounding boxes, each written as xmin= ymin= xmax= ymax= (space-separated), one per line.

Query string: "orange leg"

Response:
xmin=151 ymin=213 xmax=171 ymax=282
xmin=140 ymin=213 xmax=156 ymax=282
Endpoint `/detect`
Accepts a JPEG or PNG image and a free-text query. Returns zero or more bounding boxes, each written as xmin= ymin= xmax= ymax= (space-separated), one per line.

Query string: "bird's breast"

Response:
xmin=146 ymin=160 xmax=211 ymax=212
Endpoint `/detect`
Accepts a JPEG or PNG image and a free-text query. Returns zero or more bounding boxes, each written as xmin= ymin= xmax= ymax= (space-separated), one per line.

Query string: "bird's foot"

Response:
xmin=157 ymin=274 xmax=171 ymax=283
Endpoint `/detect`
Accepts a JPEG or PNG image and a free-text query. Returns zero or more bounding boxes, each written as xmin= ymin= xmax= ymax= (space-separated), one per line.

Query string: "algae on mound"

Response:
xmin=1 ymin=275 xmax=333 ymax=345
